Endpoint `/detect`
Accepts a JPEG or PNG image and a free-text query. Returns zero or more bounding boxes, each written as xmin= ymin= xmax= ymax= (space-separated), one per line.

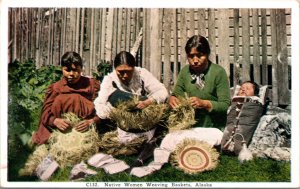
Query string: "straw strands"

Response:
xmin=109 ymin=96 xmax=168 ymax=132
xmin=99 ymin=131 xmax=147 ymax=156
xmin=19 ymin=144 xmax=49 ymax=176
xmin=170 ymin=139 xmax=219 ymax=174
xmin=167 ymin=96 xmax=196 ymax=132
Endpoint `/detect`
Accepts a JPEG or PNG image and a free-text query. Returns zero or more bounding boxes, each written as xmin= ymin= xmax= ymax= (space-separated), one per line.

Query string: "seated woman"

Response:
xmin=32 ymin=51 xmax=100 ymax=144
xmin=169 ymin=35 xmax=231 ymax=129
xmin=221 ymin=81 xmax=266 ymax=155
xmin=94 ymin=51 xmax=168 ymax=163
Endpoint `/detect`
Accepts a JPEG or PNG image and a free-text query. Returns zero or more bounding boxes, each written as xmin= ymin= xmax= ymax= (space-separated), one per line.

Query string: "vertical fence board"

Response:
xmin=180 ymin=9 xmax=187 ymax=67
xmin=217 ymin=9 xmax=230 ymax=77
xmin=79 ymin=8 xmax=85 ymax=56
xmin=116 ymin=8 xmax=122 ymax=54
xmin=261 ymin=9 xmax=268 ymax=85
xmin=100 ymin=9 xmax=106 ymax=61
xmin=74 ymin=8 xmax=80 ymax=52
xmin=270 ymin=9 xmax=278 ymax=106
xmin=60 ymin=8 xmax=67 ymax=58
xmin=173 ymin=9 xmax=178 ymax=83
xmin=126 ymin=9 xmax=131 ymax=51
xmin=121 ymin=9 xmax=126 ymax=51
xmin=40 ymin=9 xmax=46 ymax=66
xmin=132 ymin=9 xmax=137 ymax=48
xmin=149 ymin=8 xmax=161 ymax=79
xmin=208 ymin=9 xmax=216 ymax=64
xmin=47 ymin=9 xmax=54 ymax=66
xmin=83 ymin=8 xmax=91 ymax=75
xmin=12 ymin=9 xmax=17 ymax=61
xmin=52 ymin=9 xmax=60 ymax=65
xmin=189 ymin=9 xmax=195 ymax=37
xmin=241 ymin=9 xmax=250 ymax=81
xmin=35 ymin=9 xmax=41 ymax=67
xmin=252 ymin=9 xmax=260 ymax=83
xmin=105 ymin=8 xmax=114 ymax=62
xmin=88 ymin=8 xmax=96 ymax=76
xmin=19 ymin=8 xmax=23 ymax=61
xmin=163 ymin=9 xmax=172 ymax=90
xmin=198 ymin=9 xmax=206 ymax=36
xmin=96 ymin=9 xmax=102 ymax=61
xmin=276 ymin=9 xmax=289 ymax=104
xmin=111 ymin=9 xmax=118 ymax=62
xmin=233 ymin=9 xmax=240 ymax=85
xmin=142 ymin=9 xmax=148 ymax=69
xmin=27 ymin=9 xmax=32 ymax=59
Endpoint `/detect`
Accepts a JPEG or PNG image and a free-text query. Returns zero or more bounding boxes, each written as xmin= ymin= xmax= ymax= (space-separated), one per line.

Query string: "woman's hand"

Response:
xmin=189 ymin=97 xmax=212 ymax=111
xmin=75 ymin=119 xmax=94 ymax=132
xmin=169 ymin=96 xmax=180 ymax=109
xmin=53 ymin=118 xmax=71 ymax=131
xmin=136 ymin=99 xmax=153 ymax=109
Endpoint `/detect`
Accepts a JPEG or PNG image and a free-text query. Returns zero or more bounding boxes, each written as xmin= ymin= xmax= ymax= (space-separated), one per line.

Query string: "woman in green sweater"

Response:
xmin=169 ymin=35 xmax=231 ymax=129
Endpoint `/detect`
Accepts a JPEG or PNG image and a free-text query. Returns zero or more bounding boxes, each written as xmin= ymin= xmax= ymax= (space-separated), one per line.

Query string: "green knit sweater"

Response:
xmin=172 ymin=62 xmax=231 ymax=129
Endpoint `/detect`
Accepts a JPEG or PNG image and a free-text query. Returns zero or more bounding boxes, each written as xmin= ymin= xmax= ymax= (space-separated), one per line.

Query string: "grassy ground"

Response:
xmin=8 ymin=146 xmax=290 ymax=183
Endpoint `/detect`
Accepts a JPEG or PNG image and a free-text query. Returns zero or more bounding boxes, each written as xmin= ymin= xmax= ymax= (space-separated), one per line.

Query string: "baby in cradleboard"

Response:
xmin=221 ymin=81 xmax=267 ymax=162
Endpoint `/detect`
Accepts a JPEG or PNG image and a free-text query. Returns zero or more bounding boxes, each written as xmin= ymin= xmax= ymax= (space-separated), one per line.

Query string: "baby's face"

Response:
xmin=238 ymin=82 xmax=255 ymax=96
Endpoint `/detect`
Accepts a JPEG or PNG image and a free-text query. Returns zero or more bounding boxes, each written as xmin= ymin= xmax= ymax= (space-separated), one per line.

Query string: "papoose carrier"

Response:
xmin=221 ymin=85 xmax=268 ymax=155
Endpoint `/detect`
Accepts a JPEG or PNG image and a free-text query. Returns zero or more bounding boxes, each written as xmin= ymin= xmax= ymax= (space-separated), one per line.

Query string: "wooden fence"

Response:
xmin=8 ymin=8 xmax=291 ymax=105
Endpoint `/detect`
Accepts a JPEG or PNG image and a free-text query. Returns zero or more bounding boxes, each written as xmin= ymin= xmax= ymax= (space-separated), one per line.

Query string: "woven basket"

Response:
xmin=170 ymin=139 xmax=219 ymax=174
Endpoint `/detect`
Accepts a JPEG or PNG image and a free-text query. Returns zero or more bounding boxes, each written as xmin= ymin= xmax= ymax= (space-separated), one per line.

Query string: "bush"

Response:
xmin=8 ymin=60 xmax=62 ymax=160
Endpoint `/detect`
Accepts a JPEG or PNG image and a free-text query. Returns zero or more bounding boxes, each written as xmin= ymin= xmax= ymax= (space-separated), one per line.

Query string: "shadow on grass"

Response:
xmin=8 ymin=143 xmax=38 ymax=181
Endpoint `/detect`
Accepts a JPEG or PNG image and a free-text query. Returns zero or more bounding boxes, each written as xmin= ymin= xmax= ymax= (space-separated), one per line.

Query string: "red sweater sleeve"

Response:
xmin=40 ymin=84 xmax=59 ymax=127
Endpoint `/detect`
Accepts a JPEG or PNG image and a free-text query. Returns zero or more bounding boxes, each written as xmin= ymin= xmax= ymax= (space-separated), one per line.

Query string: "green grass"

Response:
xmin=8 ymin=147 xmax=290 ymax=182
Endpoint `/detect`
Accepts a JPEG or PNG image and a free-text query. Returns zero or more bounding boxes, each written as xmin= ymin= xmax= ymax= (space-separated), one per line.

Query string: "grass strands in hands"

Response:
xmin=167 ymin=95 xmax=196 ymax=132
xmin=48 ymin=112 xmax=101 ymax=168
xmin=170 ymin=139 xmax=219 ymax=174
xmin=18 ymin=144 xmax=49 ymax=176
xmin=99 ymin=130 xmax=147 ymax=156
xmin=109 ymin=96 xmax=168 ymax=132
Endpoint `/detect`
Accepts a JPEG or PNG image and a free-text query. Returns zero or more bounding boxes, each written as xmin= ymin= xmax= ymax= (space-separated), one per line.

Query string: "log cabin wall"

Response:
xmin=8 ymin=8 xmax=291 ymax=106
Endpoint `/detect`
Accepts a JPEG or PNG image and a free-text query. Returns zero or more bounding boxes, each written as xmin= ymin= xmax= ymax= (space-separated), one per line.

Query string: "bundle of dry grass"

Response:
xmin=167 ymin=96 xmax=196 ymax=132
xmin=99 ymin=130 xmax=147 ymax=156
xmin=109 ymin=96 xmax=168 ymax=132
xmin=19 ymin=144 xmax=49 ymax=176
xmin=19 ymin=112 xmax=101 ymax=176
xmin=48 ymin=112 xmax=101 ymax=168
xmin=170 ymin=139 xmax=219 ymax=174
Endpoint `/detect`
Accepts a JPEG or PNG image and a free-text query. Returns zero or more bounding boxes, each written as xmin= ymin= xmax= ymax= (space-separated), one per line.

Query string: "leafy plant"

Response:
xmin=8 ymin=60 xmax=62 ymax=160
xmin=92 ymin=60 xmax=112 ymax=81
